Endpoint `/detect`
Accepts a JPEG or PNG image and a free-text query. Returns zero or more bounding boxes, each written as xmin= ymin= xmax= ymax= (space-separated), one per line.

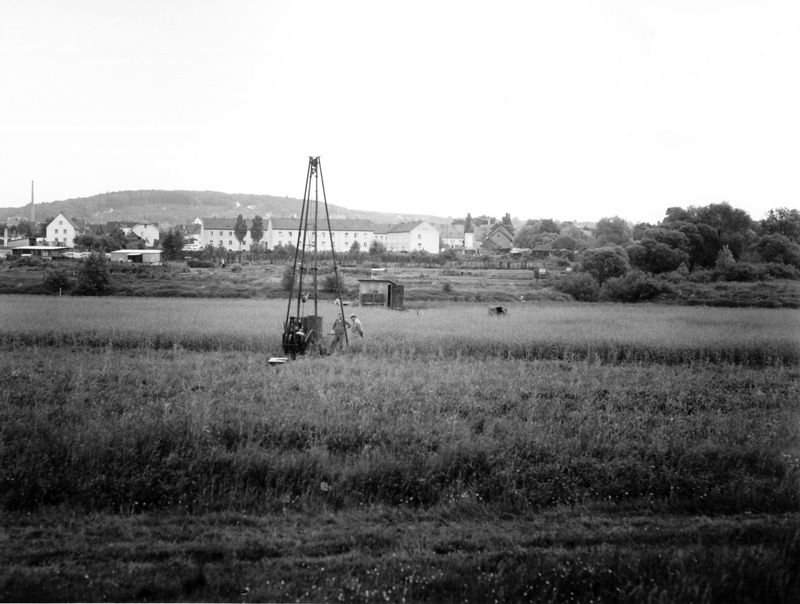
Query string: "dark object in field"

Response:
xmin=488 ymin=306 xmax=508 ymax=316
xmin=282 ymin=315 xmax=322 ymax=358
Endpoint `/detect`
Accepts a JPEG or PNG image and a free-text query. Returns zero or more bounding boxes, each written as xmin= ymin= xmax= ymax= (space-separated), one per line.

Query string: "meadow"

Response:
xmin=1 ymin=296 xmax=799 ymax=602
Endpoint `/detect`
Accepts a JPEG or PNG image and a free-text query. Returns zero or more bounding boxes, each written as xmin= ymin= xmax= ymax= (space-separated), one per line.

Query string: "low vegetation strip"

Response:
xmin=2 ymin=510 xmax=798 ymax=603
xmin=1 ymin=296 xmax=798 ymax=365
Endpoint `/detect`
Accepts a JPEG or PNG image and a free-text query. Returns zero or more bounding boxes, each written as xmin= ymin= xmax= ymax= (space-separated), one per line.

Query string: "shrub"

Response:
xmin=752 ymin=234 xmax=800 ymax=267
xmin=658 ymin=270 xmax=689 ymax=284
xmin=323 ymin=272 xmax=345 ymax=294
xmin=74 ymin=253 xmax=111 ymax=296
xmin=281 ymin=266 xmax=294 ymax=291
xmin=187 ymin=260 xmax=214 ymax=269
xmin=552 ymin=273 xmax=600 ymax=301
xmin=718 ymin=263 xmax=761 ymax=282
xmin=688 ymin=268 xmax=716 ymax=283
xmin=579 ymin=247 xmax=630 ymax=284
xmin=715 ymin=245 xmax=736 ymax=272
xmin=626 ymin=239 xmax=689 ymax=274
xmin=12 ymin=256 xmax=43 ymax=268
xmin=600 ymin=270 xmax=674 ymax=302
xmin=44 ymin=268 xmax=74 ymax=293
xmin=761 ymin=262 xmax=800 ymax=280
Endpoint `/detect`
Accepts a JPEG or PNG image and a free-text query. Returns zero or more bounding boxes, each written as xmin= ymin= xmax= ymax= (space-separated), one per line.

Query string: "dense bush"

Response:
xmin=752 ymin=233 xmax=800 ymax=267
xmin=579 ymin=246 xmax=630 ymax=284
xmin=323 ymin=271 xmax=345 ymax=294
xmin=74 ymin=253 xmax=111 ymax=296
xmin=626 ymin=239 xmax=690 ymax=274
xmin=600 ymin=270 xmax=674 ymax=302
xmin=688 ymin=268 xmax=716 ymax=283
xmin=761 ymin=262 xmax=800 ymax=280
xmin=718 ymin=262 xmax=761 ymax=282
xmin=44 ymin=268 xmax=74 ymax=293
xmin=11 ymin=256 xmax=43 ymax=268
xmin=187 ymin=260 xmax=214 ymax=268
xmin=552 ymin=272 xmax=600 ymax=301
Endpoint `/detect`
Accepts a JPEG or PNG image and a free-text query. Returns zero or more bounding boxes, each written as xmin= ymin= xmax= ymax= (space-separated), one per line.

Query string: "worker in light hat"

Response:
xmin=350 ymin=313 xmax=364 ymax=338
xmin=329 ymin=314 xmax=351 ymax=353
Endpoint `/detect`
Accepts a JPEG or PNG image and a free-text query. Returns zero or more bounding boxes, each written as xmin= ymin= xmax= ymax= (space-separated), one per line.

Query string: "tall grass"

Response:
xmin=1 ymin=295 xmax=798 ymax=365
xmin=2 ymin=347 xmax=798 ymax=515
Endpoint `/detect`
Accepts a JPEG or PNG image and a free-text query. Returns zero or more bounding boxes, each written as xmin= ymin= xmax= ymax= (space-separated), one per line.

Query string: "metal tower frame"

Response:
xmin=282 ymin=157 xmax=349 ymax=355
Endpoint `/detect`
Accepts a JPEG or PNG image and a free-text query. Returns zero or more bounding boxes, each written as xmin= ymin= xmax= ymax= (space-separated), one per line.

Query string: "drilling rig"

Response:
xmin=280 ymin=157 xmax=349 ymax=358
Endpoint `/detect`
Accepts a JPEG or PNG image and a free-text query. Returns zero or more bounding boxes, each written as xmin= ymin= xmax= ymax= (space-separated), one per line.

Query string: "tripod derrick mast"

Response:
xmin=281 ymin=157 xmax=349 ymax=357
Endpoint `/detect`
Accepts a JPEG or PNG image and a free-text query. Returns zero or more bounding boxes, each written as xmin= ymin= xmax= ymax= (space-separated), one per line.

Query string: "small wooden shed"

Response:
xmin=358 ymin=279 xmax=404 ymax=308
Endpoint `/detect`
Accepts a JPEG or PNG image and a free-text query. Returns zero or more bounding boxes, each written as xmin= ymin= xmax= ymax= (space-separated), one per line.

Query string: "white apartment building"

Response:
xmin=200 ymin=217 xmax=254 ymax=251
xmin=268 ymin=218 xmax=373 ymax=252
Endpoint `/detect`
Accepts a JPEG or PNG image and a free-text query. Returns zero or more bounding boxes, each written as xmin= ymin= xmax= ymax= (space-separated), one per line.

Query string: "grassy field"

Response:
xmin=1 ymin=296 xmax=799 ymax=602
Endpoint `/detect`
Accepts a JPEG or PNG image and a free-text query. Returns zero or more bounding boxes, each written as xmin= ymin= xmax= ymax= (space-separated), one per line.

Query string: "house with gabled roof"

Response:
xmin=46 ymin=212 xmax=80 ymax=247
xmin=131 ymin=221 xmax=160 ymax=247
xmin=386 ymin=221 xmax=439 ymax=254
xmin=435 ymin=223 xmax=465 ymax=248
xmin=106 ymin=220 xmax=160 ymax=247
xmin=480 ymin=223 xmax=515 ymax=253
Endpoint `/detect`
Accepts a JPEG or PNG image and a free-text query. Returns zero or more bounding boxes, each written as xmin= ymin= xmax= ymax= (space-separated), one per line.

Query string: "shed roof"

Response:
xmin=358 ymin=279 xmax=398 ymax=285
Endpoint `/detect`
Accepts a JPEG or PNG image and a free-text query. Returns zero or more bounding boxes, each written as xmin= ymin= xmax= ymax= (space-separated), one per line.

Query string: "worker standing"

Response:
xmin=329 ymin=314 xmax=351 ymax=353
xmin=350 ymin=313 xmax=364 ymax=338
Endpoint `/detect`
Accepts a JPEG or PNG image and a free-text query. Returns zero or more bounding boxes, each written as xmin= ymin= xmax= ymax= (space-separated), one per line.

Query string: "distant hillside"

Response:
xmin=0 ymin=190 xmax=448 ymax=227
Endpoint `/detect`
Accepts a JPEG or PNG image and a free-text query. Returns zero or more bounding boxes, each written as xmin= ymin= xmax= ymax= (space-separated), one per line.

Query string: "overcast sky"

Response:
xmin=1 ymin=0 xmax=798 ymax=224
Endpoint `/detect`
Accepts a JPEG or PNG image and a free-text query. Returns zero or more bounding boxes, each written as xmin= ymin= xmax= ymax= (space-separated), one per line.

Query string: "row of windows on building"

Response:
xmin=275 ymin=231 xmax=369 ymax=239
xmin=207 ymin=230 xmax=370 ymax=239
